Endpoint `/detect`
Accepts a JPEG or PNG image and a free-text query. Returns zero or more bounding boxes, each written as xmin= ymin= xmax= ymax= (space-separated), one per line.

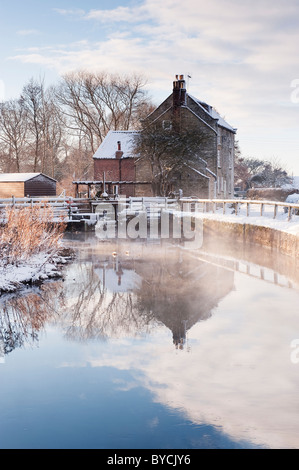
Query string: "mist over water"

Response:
xmin=0 ymin=232 xmax=298 ymax=449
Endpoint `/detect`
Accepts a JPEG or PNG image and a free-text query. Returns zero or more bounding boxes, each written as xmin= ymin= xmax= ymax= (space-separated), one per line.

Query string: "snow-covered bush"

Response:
xmin=0 ymin=204 xmax=66 ymax=266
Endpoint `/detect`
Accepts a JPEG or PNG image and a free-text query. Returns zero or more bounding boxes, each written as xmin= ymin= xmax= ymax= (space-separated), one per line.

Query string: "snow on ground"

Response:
xmin=0 ymin=249 xmax=72 ymax=294
xmin=178 ymin=200 xmax=299 ymax=236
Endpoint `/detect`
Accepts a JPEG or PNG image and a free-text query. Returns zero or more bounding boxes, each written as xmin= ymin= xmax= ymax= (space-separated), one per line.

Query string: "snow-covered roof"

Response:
xmin=188 ymin=95 xmax=236 ymax=133
xmin=286 ymin=193 xmax=299 ymax=203
xmin=0 ymin=173 xmax=47 ymax=182
xmin=93 ymin=131 xmax=138 ymax=159
xmin=282 ymin=176 xmax=299 ymax=191
xmin=293 ymin=176 xmax=299 ymax=189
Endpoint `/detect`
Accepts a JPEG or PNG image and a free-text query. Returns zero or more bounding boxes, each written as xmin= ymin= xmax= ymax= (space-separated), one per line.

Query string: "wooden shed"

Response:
xmin=0 ymin=173 xmax=57 ymax=198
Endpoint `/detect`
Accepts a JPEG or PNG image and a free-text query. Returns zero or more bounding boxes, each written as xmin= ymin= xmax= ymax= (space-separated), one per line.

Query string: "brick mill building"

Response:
xmin=93 ymin=130 xmax=143 ymax=197
xmin=90 ymin=74 xmax=237 ymax=199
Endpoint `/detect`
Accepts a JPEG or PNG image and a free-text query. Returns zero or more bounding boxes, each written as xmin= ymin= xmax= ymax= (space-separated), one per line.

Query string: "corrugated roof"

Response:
xmin=0 ymin=173 xmax=44 ymax=182
xmin=93 ymin=131 xmax=138 ymax=159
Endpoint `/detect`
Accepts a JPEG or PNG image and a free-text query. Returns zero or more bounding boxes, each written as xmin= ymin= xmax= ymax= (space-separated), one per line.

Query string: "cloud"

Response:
xmin=84 ymin=5 xmax=148 ymax=23
xmin=17 ymin=29 xmax=40 ymax=36
xmin=53 ymin=8 xmax=85 ymax=17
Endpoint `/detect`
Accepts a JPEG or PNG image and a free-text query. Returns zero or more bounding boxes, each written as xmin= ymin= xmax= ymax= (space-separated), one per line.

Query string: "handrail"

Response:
xmin=179 ymin=198 xmax=299 ymax=221
xmin=0 ymin=196 xmax=298 ymax=222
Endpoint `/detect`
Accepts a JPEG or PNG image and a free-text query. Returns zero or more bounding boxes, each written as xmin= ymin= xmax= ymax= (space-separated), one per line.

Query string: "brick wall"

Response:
xmin=94 ymin=159 xmax=120 ymax=181
xmin=94 ymin=158 xmax=137 ymax=196
xmin=120 ymin=158 xmax=135 ymax=181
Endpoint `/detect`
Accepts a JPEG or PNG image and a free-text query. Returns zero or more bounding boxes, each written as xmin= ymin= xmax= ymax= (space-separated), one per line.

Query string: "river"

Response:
xmin=0 ymin=231 xmax=299 ymax=449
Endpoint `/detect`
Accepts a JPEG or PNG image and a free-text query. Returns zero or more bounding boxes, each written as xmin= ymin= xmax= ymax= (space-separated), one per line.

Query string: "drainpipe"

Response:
xmin=116 ymin=141 xmax=123 ymax=193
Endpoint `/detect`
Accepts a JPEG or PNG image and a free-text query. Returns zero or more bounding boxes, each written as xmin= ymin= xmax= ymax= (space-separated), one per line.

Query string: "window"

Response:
xmin=217 ymin=132 xmax=221 ymax=146
xmin=162 ymin=120 xmax=172 ymax=130
xmin=217 ymin=149 xmax=221 ymax=168
xmin=229 ymin=149 xmax=233 ymax=170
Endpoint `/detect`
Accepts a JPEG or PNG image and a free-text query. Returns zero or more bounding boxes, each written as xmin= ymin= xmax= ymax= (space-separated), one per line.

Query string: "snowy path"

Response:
xmin=183 ymin=202 xmax=299 ymax=236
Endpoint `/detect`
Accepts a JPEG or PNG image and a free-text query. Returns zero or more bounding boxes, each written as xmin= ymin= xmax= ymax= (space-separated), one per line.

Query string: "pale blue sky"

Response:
xmin=0 ymin=0 xmax=299 ymax=174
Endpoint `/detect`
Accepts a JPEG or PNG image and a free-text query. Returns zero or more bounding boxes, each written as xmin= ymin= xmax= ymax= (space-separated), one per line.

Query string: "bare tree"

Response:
xmin=0 ymin=99 xmax=28 ymax=172
xmin=21 ymin=78 xmax=46 ymax=172
xmin=42 ymin=86 xmax=66 ymax=178
xmin=56 ymin=70 xmax=151 ymax=154
xmin=18 ymin=78 xmax=68 ymax=179
xmin=0 ymin=71 xmax=154 ymax=186
xmin=234 ymin=149 xmax=292 ymax=190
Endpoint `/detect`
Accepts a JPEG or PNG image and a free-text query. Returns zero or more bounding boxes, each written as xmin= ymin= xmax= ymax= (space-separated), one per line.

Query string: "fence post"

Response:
xmin=288 ymin=206 xmax=292 ymax=221
xmin=273 ymin=204 xmax=277 ymax=219
xmin=246 ymin=202 xmax=250 ymax=216
xmin=260 ymin=203 xmax=264 ymax=216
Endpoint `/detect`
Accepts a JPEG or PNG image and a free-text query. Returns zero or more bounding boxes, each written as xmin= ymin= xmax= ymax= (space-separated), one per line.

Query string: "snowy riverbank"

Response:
xmin=0 ymin=205 xmax=71 ymax=294
xmin=0 ymin=246 xmax=74 ymax=294
xmin=193 ymin=204 xmax=299 ymax=237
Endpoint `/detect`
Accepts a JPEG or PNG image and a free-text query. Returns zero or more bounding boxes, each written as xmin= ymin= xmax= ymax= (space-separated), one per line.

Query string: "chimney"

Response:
xmin=115 ymin=141 xmax=123 ymax=159
xmin=173 ymin=74 xmax=186 ymax=109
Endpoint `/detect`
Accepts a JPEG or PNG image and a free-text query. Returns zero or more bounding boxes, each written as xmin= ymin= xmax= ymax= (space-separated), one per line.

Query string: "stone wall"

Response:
xmin=202 ymin=217 xmax=299 ymax=260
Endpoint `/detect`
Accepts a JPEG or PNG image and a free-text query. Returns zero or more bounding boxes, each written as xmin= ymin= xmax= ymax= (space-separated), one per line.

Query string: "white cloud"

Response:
xmin=85 ymin=5 xmax=148 ymax=23
xmin=53 ymin=8 xmax=85 ymax=17
xmin=17 ymin=29 xmax=40 ymax=36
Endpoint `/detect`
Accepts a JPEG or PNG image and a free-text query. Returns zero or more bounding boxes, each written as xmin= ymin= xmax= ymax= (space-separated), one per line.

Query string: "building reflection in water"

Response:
xmin=0 ymin=239 xmax=235 ymax=355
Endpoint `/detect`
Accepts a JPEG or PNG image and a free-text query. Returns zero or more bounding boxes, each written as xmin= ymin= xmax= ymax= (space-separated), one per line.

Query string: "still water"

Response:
xmin=0 ymin=232 xmax=299 ymax=449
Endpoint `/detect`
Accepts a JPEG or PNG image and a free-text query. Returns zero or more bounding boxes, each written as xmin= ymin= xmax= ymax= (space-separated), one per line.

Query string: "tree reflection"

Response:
xmin=0 ymin=282 xmax=63 ymax=355
xmin=0 ymin=241 xmax=235 ymax=355
xmin=61 ymin=260 xmax=156 ymax=342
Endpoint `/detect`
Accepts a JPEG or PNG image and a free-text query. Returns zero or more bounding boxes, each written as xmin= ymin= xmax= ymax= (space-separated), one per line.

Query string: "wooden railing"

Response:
xmin=179 ymin=198 xmax=299 ymax=221
xmin=0 ymin=195 xmax=90 ymax=208
xmin=0 ymin=196 xmax=298 ymax=222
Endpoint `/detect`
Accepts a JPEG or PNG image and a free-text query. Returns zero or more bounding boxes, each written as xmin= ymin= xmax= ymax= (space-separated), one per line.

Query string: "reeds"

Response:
xmin=0 ymin=204 xmax=66 ymax=266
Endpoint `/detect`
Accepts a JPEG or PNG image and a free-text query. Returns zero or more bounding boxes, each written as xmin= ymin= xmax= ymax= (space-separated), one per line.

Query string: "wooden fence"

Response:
xmin=0 ymin=196 xmax=298 ymax=222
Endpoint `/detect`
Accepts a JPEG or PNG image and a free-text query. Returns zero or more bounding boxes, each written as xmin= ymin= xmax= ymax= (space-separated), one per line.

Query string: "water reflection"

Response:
xmin=0 ymin=283 xmax=63 ymax=356
xmin=0 ymin=238 xmax=235 ymax=352
xmin=1 ymin=234 xmax=299 ymax=449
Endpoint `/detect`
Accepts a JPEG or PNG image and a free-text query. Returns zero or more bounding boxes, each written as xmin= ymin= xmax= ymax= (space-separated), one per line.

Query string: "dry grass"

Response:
xmin=0 ymin=204 xmax=66 ymax=266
